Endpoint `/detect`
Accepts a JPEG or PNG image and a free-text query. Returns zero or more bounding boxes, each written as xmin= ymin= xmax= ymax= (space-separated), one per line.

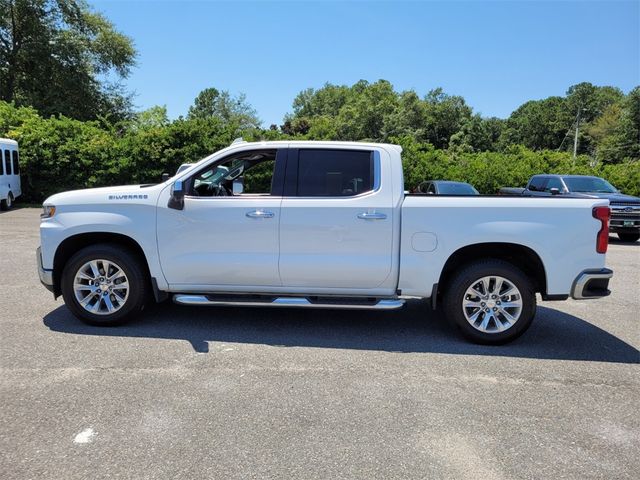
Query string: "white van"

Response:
xmin=0 ymin=138 xmax=21 ymax=210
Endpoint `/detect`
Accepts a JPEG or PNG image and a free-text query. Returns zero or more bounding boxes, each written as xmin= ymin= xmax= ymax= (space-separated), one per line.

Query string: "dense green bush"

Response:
xmin=394 ymin=137 xmax=640 ymax=195
xmin=1 ymin=101 xmax=638 ymax=203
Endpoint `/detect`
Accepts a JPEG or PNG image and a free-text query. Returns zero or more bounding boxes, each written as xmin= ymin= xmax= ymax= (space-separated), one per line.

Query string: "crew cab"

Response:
xmin=500 ymin=174 xmax=640 ymax=242
xmin=37 ymin=141 xmax=614 ymax=344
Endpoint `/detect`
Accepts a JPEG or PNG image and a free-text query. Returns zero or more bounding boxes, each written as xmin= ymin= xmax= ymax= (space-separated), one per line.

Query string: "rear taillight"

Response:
xmin=593 ymin=206 xmax=610 ymax=254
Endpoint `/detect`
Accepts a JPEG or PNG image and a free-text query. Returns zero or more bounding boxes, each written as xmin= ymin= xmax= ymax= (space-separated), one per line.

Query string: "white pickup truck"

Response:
xmin=37 ymin=140 xmax=613 ymax=344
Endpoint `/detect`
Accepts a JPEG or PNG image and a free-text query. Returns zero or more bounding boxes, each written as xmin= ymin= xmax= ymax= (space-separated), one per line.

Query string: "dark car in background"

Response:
xmin=416 ymin=180 xmax=479 ymax=195
xmin=499 ymin=174 xmax=640 ymax=242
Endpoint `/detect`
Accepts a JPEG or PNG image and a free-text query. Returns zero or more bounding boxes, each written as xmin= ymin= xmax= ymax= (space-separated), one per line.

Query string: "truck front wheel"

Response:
xmin=443 ymin=260 xmax=537 ymax=344
xmin=61 ymin=244 xmax=148 ymax=326
xmin=617 ymin=232 xmax=640 ymax=242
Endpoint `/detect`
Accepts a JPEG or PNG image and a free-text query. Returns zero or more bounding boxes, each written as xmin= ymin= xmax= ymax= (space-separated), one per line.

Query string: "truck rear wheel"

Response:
xmin=61 ymin=244 xmax=148 ymax=326
xmin=443 ymin=260 xmax=537 ymax=344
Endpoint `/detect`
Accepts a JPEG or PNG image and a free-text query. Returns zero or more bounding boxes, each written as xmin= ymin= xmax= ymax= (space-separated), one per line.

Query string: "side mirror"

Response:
xmin=168 ymin=180 xmax=185 ymax=210
xmin=549 ymin=187 xmax=560 ymax=195
xmin=232 ymin=178 xmax=244 ymax=195
xmin=161 ymin=172 xmax=170 ymax=182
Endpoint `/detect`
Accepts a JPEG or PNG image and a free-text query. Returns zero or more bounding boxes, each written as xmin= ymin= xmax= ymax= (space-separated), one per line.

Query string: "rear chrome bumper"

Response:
xmin=571 ymin=268 xmax=613 ymax=300
xmin=36 ymin=246 xmax=55 ymax=293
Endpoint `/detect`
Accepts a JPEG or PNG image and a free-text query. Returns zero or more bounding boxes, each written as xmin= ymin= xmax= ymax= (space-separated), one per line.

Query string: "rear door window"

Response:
xmin=4 ymin=150 xmax=11 ymax=175
xmin=296 ymin=149 xmax=374 ymax=197
xmin=12 ymin=151 xmax=19 ymax=174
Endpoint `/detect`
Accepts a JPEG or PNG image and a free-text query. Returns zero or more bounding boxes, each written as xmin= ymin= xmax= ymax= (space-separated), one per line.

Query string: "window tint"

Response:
xmin=297 ymin=149 xmax=373 ymax=197
xmin=563 ymin=177 xmax=617 ymax=193
xmin=4 ymin=150 xmax=11 ymax=175
xmin=12 ymin=151 xmax=19 ymax=174
xmin=437 ymin=183 xmax=479 ymax=195
xmin=0 ymin=151 xmax=3 ymax=175
xmin=544 ymin=177 xmax=563 ymax=192
xmin=528 ymin=177 xmax=546 ymax=191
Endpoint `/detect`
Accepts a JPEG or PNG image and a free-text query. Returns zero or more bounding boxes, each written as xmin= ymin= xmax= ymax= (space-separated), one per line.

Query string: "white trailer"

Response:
xmin=0 ymin=138 xmax=21 ymax=210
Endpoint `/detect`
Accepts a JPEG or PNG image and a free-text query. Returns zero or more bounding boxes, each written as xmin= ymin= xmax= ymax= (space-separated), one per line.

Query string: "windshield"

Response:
xmin=437 ymin=183 xmax=479 ymax=195
xmin=563 ymin=177 xmax=617 ymax=193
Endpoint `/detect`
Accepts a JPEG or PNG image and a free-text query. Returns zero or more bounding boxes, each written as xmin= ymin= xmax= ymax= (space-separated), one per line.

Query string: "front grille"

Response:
xmin=611 ymin=202 xmax=640 ymax=208
xmin=611 ymin=204 xmax=640 ymax=217
xmin=611 ymin=218 xmax=640 ymax=224
xmin=610 ymin=205 xmax=640 ymax=228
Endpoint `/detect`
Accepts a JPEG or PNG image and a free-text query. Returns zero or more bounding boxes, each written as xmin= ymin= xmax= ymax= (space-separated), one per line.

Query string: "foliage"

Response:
xmin=0 ymin=101 xmax=240 ymax=201
xmin=0 ymin=77 xmax=638 ymax=204
xmin=187 ymin=87 xmax=260 ymax=131
xmin=0 ymin=0 xmax=136 ymax=121
xmin=395 ymin=137 xmax=640 ymax=196
xmin=1 ymin=1 xmax=637 ymax=201
xmin=285 ymin=80 xmax=638 ymax=161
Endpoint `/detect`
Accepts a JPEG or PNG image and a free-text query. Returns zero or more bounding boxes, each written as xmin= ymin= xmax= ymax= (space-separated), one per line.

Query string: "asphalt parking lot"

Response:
xmin=1 ymin=207 xmax=638 ymax=480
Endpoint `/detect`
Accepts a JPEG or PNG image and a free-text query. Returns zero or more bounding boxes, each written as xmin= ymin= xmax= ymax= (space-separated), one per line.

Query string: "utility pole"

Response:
xmin=572 ymin=107 xmax=582 ymax=163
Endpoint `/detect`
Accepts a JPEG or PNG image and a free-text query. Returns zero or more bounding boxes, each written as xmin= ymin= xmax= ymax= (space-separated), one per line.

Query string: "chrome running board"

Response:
xmin=173 ymin=294 xmax=404 ymax=310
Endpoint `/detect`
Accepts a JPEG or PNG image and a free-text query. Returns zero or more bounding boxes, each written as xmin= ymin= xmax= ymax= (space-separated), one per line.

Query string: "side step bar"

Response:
xmin=173 ymin=294 xmax=405 ymax=310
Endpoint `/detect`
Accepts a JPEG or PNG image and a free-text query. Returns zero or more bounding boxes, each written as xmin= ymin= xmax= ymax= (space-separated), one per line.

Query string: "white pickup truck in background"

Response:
xmin=37 ymin=140 xmax=613 ymax=344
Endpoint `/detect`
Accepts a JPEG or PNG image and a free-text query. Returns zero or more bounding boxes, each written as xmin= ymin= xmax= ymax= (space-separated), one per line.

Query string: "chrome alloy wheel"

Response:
xmin=73 ymin=259 xmax=129 ymax=315
xmin=462 ymin=275 xmax=523 ymax=333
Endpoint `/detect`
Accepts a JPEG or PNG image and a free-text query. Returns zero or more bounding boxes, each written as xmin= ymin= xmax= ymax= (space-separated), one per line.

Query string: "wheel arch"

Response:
xmin=52 ymin=232 xmax=150 ymax=297
xmin=437 ymin=242 xmax=548 ymax=299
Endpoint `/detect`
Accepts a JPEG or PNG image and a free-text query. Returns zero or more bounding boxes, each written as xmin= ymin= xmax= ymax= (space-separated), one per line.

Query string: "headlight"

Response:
xmin=41 ymin=205 xmax=56 ymax=218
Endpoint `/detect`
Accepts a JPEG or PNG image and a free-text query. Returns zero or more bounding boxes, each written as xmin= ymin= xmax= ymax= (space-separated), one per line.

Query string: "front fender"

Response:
xmin=40 ymin=205 xmax=167 ymax=290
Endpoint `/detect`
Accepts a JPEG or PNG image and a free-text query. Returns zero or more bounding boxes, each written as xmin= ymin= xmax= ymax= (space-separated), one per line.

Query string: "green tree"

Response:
xmin=292 ymin=83 xmax=350 ymax=118
xmin=449 ymin=115 xmax=503 ymax=153
xmin=335 ymin=80 xmax=399 ymax=140
xmin=590 ymin=87 xmax=640 ymax=163
xmin=131 ymin=105 xmax=169 ymax=131
xmin=0 ymin=0 xmax=137 ymax=120
xmin=500 ymin=96 xmax=571 ymax=150
xmin=421 ymin=88 xmax=473 ymax=149
xmin=187 ymin=87 xmax=260 ymax=130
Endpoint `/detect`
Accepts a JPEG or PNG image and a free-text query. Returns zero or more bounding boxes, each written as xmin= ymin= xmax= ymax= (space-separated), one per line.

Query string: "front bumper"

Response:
xmin=610 ymin=205 xmax=640 ymax=232
xmin=571 ymin=268 xmax=613 ymax=300
xmin=36 ymin=246 xmax=55 ymax=293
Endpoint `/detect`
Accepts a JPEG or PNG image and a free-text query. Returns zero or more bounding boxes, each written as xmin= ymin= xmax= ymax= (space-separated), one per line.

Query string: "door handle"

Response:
xmin=246 ymin=210 xmax=275 ymax=219
xmin=357 ymin=212 xmax=387 ymax=220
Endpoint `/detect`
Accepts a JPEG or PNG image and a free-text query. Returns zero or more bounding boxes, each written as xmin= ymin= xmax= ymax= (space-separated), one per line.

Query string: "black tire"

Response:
xmin=442 ymin=259 xmax=537 ymax=345
xmin=618 ymin=232 xmax=640 ymax=242
xmin=61 ymin=244 xmax=148 ymax=326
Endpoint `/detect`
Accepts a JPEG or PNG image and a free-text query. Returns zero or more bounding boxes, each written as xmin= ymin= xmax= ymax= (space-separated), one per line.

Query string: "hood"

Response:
xmin=576 ymin=192 xmax=640 ymax=204
xmin=44 ymin=184 xmax=164 ymax=206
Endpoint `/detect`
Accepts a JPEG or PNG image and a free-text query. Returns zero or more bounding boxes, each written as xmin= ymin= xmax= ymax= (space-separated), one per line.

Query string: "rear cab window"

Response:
xmin=294 ymin=149 xmax=374 ymax=197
